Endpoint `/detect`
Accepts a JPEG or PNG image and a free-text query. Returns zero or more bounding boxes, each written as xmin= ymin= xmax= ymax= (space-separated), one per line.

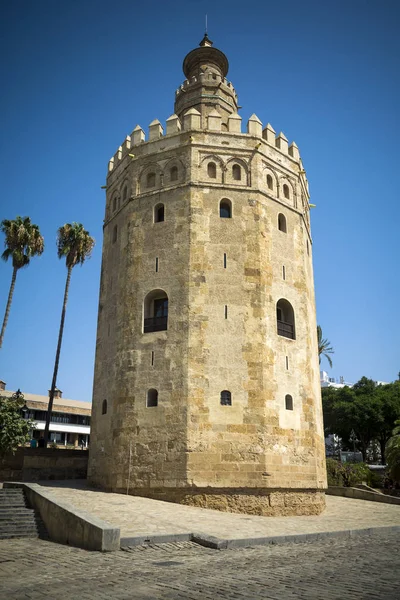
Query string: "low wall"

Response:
xmin=327 ymin=486 xmax=400 ymax=505
xmin=4 ymin=482 xmax=120 ymax=552
xmin=0 ymin=448 xmax=88 ymax=482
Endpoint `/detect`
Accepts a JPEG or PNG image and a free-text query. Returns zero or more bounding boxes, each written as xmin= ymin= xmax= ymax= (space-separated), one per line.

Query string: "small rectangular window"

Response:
xmin=224 ymin=305 xmax=228 ymax=319
xmin=151 ymin=351 xmax=154 ymax=366
xmin=282 ymin=265 xmax=286 ymax=280
xmin=155 ymin=257 xmax=159 ymax=273
xmin=223 ymin=253 xmax=227 ymax=268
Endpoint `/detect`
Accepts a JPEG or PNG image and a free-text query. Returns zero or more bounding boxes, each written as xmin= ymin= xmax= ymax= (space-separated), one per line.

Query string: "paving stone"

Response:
xmin=0 ymin=532 xmax=399 ymax=599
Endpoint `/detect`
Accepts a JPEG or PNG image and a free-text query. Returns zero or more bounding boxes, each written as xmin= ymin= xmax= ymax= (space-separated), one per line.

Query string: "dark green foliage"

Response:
xmin=326 ymin=459 xmax=371 ymax=487
xmin=322 ymin=377 xmax=400 ymax=462
xmin=386 ymin=420 xmax=400 ymax=483
xmin=0 ymin=395 xmax=35 ymax=457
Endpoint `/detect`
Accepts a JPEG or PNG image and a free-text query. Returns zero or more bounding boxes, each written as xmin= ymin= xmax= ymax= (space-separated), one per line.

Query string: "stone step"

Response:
xmin=0 ymin=532 xmax=38 ymax=540
xmin=0 ymin=507 xmax=36 ymax=521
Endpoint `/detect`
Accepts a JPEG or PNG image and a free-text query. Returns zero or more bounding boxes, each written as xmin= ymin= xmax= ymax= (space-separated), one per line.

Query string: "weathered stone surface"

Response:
xmin=88 ymin=37 xmax=326 ymax=515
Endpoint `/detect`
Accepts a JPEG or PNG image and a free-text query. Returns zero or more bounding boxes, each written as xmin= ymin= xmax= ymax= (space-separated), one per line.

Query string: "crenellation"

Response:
xmin=123 ymin=135 xmax=131 ymax=151
xmin=149 ymin=119 xmax=163 ymax=141
xmin=228 ymin=113 xmax=242 ymax=133
xmin=208 ymin=109 xmax=222 ymax=131
xmin=262 ymin=123 xmax=276 ymax=145
xmin=275 ymin=132 xmax=289 ymax=153
xmin=247 ymin=113 xmax=263 ymax=137
xmin=183 ymin=107 xmax=201 ymax=130
xmin=166 ymin=114 xmax=181 ymax=135
xmin=132 ymin=125 xmax=145 ymax=145
xmin=288 ymin=141 xmax=300 ymax=161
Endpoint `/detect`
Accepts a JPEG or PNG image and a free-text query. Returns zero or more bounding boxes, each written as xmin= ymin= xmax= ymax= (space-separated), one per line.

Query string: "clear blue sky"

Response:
xmin=1 ymin=0 xmax=399 ymax=400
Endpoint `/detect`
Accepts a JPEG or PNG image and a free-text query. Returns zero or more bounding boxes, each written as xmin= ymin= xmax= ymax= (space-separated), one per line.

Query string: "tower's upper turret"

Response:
xmin=174 ymin=35 xmax=239 ymax=129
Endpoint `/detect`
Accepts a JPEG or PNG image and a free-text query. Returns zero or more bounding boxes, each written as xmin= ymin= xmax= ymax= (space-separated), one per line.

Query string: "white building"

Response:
xmin=0 ymin=380 xmax=91 ymax=448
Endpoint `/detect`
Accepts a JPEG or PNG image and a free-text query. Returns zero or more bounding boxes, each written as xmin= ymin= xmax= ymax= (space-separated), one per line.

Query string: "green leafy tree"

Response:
xmin=317 ymin=325 xmax=334 ymax=368
xmin=386 ymin=420 xmax=400 ymax=482
xmin=322 ymin=377 xmax=400 ymax=462
xmin=44 ymin=223 xmax=95 ymax=445
xmin=0 ymin=216 xmax=44 ymax=348
xmin=0 ymin=393 xmax=35 ymax=457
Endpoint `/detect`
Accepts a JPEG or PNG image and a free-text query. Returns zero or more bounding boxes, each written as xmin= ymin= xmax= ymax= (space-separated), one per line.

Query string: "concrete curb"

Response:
xmin=327 ymin=487 xmax=400 ymax=505
xmin=123 ymin=525 xmax=400 ymax=551
xmin=4 ymin=482 xmax=120 ymax=552
xmin=120 ymin=532 xmax=191 ymax=547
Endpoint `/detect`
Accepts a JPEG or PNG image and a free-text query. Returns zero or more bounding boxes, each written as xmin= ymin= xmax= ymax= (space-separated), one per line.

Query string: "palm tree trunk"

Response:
xmin=44 ymin=266 xmax=73 ymax=446
xmin=0 ymin=266 xmax=18 ymax=349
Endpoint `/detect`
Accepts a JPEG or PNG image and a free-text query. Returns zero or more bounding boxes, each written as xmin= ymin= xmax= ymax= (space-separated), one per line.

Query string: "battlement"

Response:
xmin=175 ymin=73 xmax=238 ymax=101
xmin=108 ymin=112 xmax=302 ymax=173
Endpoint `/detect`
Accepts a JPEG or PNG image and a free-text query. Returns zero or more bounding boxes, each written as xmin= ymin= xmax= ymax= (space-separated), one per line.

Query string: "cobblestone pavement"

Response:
xmin=0 ymin=532 xmax=399 ymax=599
xmin=40 ymin=481 xmax=400 ymax=541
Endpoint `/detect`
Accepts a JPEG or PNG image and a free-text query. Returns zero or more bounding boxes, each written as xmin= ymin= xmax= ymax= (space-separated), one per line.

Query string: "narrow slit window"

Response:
xmin=102 ymin=399 xmax=107 ymax=415
xmin=282 ymin=265 xmax=286 ymax=280
xmin=154 ymin=203 xmax=165 ymax=223
xmin=155 ymin=257 xmax=159 ymax=272
xmin=307 ymin=240 xmax=310 ymax=256
xmin=147 ymin=388 xmax=158 ymax=407
xmin=112 ymin=197 xmax=117 ymax=212
xmin=224 ymin=305 xmax=228 ymax=319
xmin=285 ymin=394 xmax=293 ymax=410
xmin=223 ymin=253 xmax=227 ymax=269
xmin=286 ymin=356 xmax=289 ymax=370
xmin=220 ymin=199 xmax=232 ymax=218
xmin=147 ymin=172 xmax=156 ymax=188
xmin=151 ymin=351 xmax=154 ymax=366
xmin=283 ymin=184 xmax=290 ymax=199
xmin=232 ymin=164 xmax=241 ymax=181
xmin=220 ymin=390 xmax=232 ymax=406
xmin=207 ymin=162 xmax=217 ymax=178
xmin=112 ymin=225 xmax=118 ymax=243
xmin=278 ymin=213 xmax=287 ymax=233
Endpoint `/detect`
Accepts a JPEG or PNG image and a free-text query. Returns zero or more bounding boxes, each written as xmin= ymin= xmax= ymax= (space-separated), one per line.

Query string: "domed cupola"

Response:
xmin=174 ymin=34 xmax=239 ymax=129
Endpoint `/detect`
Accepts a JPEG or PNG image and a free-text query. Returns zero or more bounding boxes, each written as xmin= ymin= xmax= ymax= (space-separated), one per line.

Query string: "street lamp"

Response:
xmin=12 ymin=389 xmax=28 ymax=415
xmin=349 ymin=428 xmax=358 ymax=462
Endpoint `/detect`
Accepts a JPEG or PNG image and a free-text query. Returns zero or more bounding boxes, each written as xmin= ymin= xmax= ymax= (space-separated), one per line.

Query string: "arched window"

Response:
xmin=147 ymin=389 xmax=158 ymax=407
xmin=170 ymin=166 xmax=178 ymax=182
xmin=144 ymin=289 xmax=168 ymax=333
xmin=220 ymin=390 xmax=232 ymax=406
xmin=112 ymin=197 xmax=117 ymax=212
xmin=122 ymin=186 xmax=127 ymax=201
xmin=102 ymin=399 xmax=107 ymax=415
xmin=285 ymin=394 xmax=293 ymax=410
xmin=147 ymin=172 xmax=156 ymax=188
xmin=232 ymin=164 xmax=241 ymax=181
xmin=220 ymin=199 xmax=232 ymax=219
xmin=276 ymin=299 xmax=296 ymax=340
xmin=112 ymin=225 xmax=118 ymax=244
xmin=283 ymin=184 xmax=290 ymax=199
xmin=154 ymin=203 xmax=165 ymax=223
xmin=278 ymin=213 xmax=287 ymax=233
xmin=207 ymin=162 xmax=217 ymax=178
xmin=267 ymin=174 xmax=273 ymax=190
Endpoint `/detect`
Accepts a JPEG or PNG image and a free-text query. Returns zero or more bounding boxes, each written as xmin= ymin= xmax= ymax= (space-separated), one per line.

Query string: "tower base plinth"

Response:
xmin=113 ymin=487 xmax=326 ymax=517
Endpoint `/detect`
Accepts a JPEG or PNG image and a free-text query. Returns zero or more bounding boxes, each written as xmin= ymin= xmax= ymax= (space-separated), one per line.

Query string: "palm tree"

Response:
xmin=317 ymin=325 xmax=334 ymax=368
xmin=0 ymin=216 xmax=44 ymax=348
xmin=44 ymin=223 xmax=95 ymax=445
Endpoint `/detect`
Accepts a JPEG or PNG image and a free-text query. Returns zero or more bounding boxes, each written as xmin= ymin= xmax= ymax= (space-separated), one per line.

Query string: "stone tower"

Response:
xmin=88 ymin=35 xmax=327 ymax=516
